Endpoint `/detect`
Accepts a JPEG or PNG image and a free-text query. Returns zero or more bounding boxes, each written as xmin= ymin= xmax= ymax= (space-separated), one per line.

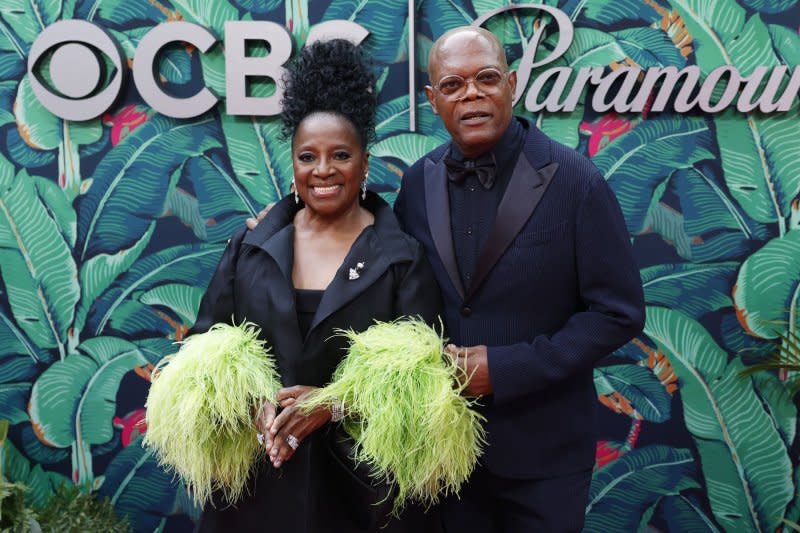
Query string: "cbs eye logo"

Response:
xmin=28 ymin=20 xmax=125 ymax=121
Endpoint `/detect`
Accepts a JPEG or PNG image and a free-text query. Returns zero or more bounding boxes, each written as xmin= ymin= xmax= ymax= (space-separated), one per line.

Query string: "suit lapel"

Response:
xmin=467 ymin=156 xmax=560 ymax=300
xmin=257 ymin=225 xmax=390 ymax=341
xmin=242 ymin=220 xmax=306 ymax=377
xmin=259 ymin=225 xmax=295 ymax=283
xmin=424 ymin=155 xmax=466 ymax=300
xmin=309 ymin=227 xmax=390 ymax=333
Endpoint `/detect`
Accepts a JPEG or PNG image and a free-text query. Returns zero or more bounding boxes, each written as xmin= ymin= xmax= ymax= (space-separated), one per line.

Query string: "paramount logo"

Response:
xmin=483 ymin=5 xmax=799 ymax=114
xmin=28 ymin=3 xmax=799 ymax=122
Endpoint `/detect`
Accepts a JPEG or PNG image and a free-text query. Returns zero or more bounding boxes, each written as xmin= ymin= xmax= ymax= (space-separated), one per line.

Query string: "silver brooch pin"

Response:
xmin=348 ymin=262 xmax=365 ymax=280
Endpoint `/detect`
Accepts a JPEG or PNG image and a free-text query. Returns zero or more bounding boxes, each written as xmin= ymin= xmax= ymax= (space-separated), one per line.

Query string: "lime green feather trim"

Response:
xmin=143 ymin=322 xmax=281 ymax=507
xmin=301 ymin=318 xmax=486 ymax=514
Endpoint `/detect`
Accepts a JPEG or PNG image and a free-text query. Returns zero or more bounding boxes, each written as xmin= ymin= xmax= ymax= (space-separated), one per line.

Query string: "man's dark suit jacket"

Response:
xmin=394 ymin=118 xmax=646 ymax=479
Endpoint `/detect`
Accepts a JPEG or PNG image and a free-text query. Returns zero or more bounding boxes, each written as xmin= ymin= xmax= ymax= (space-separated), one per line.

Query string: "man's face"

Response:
xmin=426 ymin=32 xmax=517 ymax=158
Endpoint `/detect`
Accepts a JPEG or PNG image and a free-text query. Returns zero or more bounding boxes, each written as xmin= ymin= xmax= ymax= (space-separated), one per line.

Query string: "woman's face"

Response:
xmin=292 ymin=112 xmax=368 ymax=218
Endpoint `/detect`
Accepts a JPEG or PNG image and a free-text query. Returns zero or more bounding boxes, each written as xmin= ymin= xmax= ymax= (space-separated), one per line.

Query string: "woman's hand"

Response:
xmin=268 ymin=385 xmax=332 ymax=468
xmin=254 ymin=400 xmax=277 ymax=449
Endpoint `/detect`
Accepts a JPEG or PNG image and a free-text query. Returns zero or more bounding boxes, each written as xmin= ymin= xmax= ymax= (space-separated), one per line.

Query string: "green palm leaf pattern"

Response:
xmin=81 ymin=0 xmax=172 ymax=25
xmin=0 ymin=156 xmax=78 ymax=353
xmin=0 ymin=81 xmax=17 ymax=126
xmin=644 ymin=306 xmax=793 ymax=533
xmin=14 ymin=76 xmax=102 ymax=197
xmin=322 ymin=0 xmax=411 ymax=63
xmin=593 ymin=115 xmax=714 ymax=236
xmin=717 ymin=104 xmax=800 ymax=231
xmin=641 ymin=262 xmax=739 ymax=319
xmin=561 ymin=28 xmax=627 ymax=68
xmin=740 ymin=0 xmax=796 ymax=14
xmin=783 ymin=467 xmax=800 ymax=533
xmin=286 ymin=0 xmax=309 ymax=44
xmin=137 ymin=284 xmax=205 ymax=325
xmin=169 ymin=0 xmax=239 ymax=37
xmin=0 ymin=351 xmax=37 ymax=425
xmin=230 ymin=0 xmax=282 ymax=15
xmin=0 ymin=308 xmax=48 ymax=364
xmin=420 ymin=0 xmax=474 ymax=39
xmin=370 ymin=133 xmax=443 ymax=166
xmin=584 ymin=445 xmax=699 ymax=533
xmin=134 ymin=338 xmax=174 ymax=367
xmin=530 ymin=28 xmax=628 ymax=148
xmin=219 ymin=115 xmax=292 ymax=206
xmin=0 ymin=16 xmax=25 ymax=80
xmin=0 ymin=0 xmax=61 ymax=46
xmin=72 ymin=116 xmax=222 ymax=339
xmin=770 ymin=24 xmax=800 ymax=68
xmin=73 ymin=228 xmax=154 ymax=341
xmin=670 ymin=0 xmax=746 ymax=74
xmin=655 ymin=493 xmax=723 ymax=532
xmin=2 ymin=438 xmax=69 ymax=508
xmin=88 ymin=244 xmax=223 ymax=337
xmin=101 ymin=300 xmax=184 ymax=339
xmin=14 ymin=77 xmax=104 ymax=150
xmin=76 ymin=115 xmax=221 ymax=260
xmin=177 ymin=152 xmax=259 ymax=242
xmin=751 ymin=372 xmax=796 ymax=448
xmin=668 ymin=2 xmax=800 ymax=231
xmin=594 ymin=365 xmax=672 ymax=422
xmin=665 ymin=166 xmax=768 ymax=262
xmin=164 ymin=186 xmax=208 ymax=241
xmin=33 ymin=177 xmax=76 ymax=248
xmin=28 ymin=338 xmax=149 ymax=482
xmin=97 ymin=439 xmax=179 ymax=532
xmin=20 ymin=424 xmax=68 ymax=465
xmin=375 ymin=93 xmax=446 ymax=141
xmin=112 ymin=28 xmax=196 ymax=85
xmin=578 ymin=0 xmax=662 ymax=26
xmin=612 ymin=27 xmax=687 ymax=69
xmin=472 ymin=0 xmax=536 ymax=50
xmin=733 ymin=230 xmax=800 ymax=339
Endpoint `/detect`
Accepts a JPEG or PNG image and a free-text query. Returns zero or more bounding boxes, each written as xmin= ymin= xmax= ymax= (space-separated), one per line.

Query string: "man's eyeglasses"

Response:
xmin=432 ymin=68 xmax=508 ymax=101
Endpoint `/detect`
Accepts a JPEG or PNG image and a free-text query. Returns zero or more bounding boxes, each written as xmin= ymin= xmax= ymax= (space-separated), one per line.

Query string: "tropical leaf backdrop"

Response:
xmin=0 ymin=0 xmax=798 ymax=531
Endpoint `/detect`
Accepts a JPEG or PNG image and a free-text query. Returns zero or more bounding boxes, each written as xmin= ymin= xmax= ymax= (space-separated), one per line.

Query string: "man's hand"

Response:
xmin=445 ymin=344 xmax=493 ymax=396
xmin=245 ymin=204 xmax=274 ymax=230
xmin=267 ymin=385 xmax=331 ymax=468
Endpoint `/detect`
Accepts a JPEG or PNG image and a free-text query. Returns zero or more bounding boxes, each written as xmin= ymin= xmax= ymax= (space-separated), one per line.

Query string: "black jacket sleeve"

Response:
xmin=392 ymin=241 xmax=442 ymax=327
xmin=190 ymin=228 xmax=248 ymax=335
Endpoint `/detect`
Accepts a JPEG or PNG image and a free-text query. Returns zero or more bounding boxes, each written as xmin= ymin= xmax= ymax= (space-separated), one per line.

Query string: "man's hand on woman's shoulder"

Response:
xmin=245 ymin=204 xmax=274 ymax=230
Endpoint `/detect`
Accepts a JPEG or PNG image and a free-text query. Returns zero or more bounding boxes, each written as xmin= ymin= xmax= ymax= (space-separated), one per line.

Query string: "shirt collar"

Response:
xmin=449 ymin=117 xmax=525 ymax=175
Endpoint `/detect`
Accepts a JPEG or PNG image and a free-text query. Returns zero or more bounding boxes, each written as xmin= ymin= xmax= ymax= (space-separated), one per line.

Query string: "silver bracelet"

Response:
xmin=330 ymin=400 xmax=344 ymax=423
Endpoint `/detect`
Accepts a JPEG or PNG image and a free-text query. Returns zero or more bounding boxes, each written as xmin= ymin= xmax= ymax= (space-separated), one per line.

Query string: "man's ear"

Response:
xmin=507 ymin=70 xmax=518 ymax=98
xmin=424 ymin=86 xmax=439 ymax=115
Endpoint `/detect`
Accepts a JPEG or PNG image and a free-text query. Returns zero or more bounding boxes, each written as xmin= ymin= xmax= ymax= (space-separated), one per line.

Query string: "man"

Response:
xmin=392 ymin=26 xmax=645 ymax=532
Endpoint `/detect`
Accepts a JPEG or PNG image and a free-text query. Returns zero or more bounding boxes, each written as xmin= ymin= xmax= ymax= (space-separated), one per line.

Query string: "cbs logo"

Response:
xmin=28 ymin=19 xmax=368 ymax=121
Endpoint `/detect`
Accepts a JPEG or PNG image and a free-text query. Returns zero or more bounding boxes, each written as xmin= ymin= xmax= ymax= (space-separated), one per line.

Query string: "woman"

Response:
xmin=193 ymin=39 xmax=442 ymax=532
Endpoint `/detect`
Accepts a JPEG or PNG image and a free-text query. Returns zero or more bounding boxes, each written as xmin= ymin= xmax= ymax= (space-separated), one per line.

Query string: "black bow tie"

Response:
xmin=444 ymin=154 xmax=497 ymax=190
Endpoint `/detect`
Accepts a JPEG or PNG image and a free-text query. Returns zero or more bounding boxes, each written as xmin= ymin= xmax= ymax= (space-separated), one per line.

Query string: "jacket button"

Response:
xmin=461 ymin=306 xmax=472 ymax=317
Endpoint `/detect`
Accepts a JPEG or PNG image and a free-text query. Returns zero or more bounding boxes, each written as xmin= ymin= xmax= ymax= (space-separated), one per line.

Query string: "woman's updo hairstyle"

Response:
xmin=281 ymin=39 xmax=378 ymax=148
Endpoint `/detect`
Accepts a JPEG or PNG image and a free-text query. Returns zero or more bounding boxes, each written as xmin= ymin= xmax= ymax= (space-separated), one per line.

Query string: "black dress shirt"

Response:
xmin=447 ymin=118 xmax=526 ymax=291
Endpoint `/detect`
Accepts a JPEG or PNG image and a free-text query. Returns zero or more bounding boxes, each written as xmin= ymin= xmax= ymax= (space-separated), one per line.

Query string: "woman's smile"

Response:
xmin=310 ymin=184 xmax=344 ymax=198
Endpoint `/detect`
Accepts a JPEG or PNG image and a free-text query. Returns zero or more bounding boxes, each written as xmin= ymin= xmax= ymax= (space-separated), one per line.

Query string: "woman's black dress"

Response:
xmin=194 ymin=193 xmax=442 ymax=533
